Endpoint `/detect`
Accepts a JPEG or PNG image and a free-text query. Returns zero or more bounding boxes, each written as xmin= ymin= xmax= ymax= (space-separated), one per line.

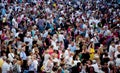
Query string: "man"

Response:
xmin=20 ymin=48 xmax=27 ymax=71
xmin=68 ymin=42 xmax=76 ymax=53
xmin=28 ymin=55 xmax=38 ymax=73
xmin=1 ymin=57 xmax=10 ymax=73
xmin=115 ymin=46 xmax=120 ymax=58
xmin=115 ymin=54 xmax=120 ymax=67
xmin=71 ymin=62 xmax=82 ymax=73
xmin=91 ymin=60 xmax=99 ymax=73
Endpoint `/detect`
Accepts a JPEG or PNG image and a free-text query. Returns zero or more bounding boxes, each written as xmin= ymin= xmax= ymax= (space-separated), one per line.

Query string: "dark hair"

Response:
xmin=52 ymin=66 xmax=58 ymax=71
xmin=77 ymin=62 xmax=81 ymax=67
xmin=117 ymin=54 xmax=120 ymax=58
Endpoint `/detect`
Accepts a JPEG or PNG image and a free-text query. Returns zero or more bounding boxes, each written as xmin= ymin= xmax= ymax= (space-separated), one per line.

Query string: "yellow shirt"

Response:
xmin=0 ymin=58 xmax=4 ymax=68
xmin=89 ymin=48 xmax=95 ymax=60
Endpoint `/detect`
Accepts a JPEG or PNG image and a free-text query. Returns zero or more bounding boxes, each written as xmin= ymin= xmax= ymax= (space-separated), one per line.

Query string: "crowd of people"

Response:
xmin=0 ymin=0 xmax=120 ymax=73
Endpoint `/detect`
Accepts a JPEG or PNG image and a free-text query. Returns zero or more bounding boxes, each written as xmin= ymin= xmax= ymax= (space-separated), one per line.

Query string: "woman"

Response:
xmin=44 ymin=57 xmax=54 ymax=73
xmin=8 ymin=49 xmax=15 ymax=62
xmin=47 ymin=45 xmax=54 ymax=55
xmin=88 ymin=43 xmax=95 ymax=60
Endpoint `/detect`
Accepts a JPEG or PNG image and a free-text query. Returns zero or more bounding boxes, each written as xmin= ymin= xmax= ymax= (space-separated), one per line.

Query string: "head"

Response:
xmin=117 ymin=46 xmax=120 ymax=52
xmin=117 ymin=54 xmax=120 ymax=58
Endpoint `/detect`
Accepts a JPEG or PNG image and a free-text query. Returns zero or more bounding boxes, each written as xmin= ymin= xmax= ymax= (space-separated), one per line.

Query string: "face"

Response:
xmin=71 ymin=42 xmax=74 ymax=46
xmin=118 ymin=46 xmax=120 ymax=52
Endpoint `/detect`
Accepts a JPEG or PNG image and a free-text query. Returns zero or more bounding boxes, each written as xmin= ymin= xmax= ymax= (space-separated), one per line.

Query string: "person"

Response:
xmin=12 ymin=59 xmax=21 ymax=73
xmin=115 ymin=46 xmax=120 ymax=58
xmin=71 ymin=62 xmax=82 ymax=73
xmin=68 ymin=42 xmax=76 ymax=53
xmin=20 ymin=48 xmax=27 ymax=71
xmin=43 ymin=57 xmax=53 ymax=72
xmin=8 ymin=49 xmax=15 ymax=62
xmin=1 ymin=57 xmax=10 ymax=73
xmin=88 ymin=42 xmax=95 ymax=60
xmin=109 ymin=42 xmax=115 ymax=58
xmin=28 ymin=55 xmax=38 ymax=73
xmin=0 ymin=0 xmax=120 ymax=73
xmin=91 ymin=60 xmax=99 ymax=73
xmin=115 ymin=54 xmax=120 ymax=67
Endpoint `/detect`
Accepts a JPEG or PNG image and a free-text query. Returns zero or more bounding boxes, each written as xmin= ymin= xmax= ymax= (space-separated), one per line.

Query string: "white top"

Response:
xmin=11 ymin=28 xmax=16 ymax=37
xmin=24 ymin=37 xmax=33 ymax=46
xmin=109 ymin=45 xmax=115 ymax=58
xmin=8 ymin=53 xmax=14 ymax=62
xmin=2 ymin=62 xmax=10 ymax=73
xmin=114 ymin=51 xmax=120 ymax=58
xmin=115 ymin=58 xmax=120 ymax=66
xmin=64 ymin=50 xmax=70 ymax=57
xmin=44 ymin=60 xmax=53 ymax=72
xmin=58 ymin=34 xmax=65 ymax=42
xmin=33 ymin=60 xmax=38 ymax=71
xmin=51 ymin=40 xmax=59 ymax=50
xmin=65 ymin=56 xmax=73 ymax=66
xmin=91 ymin=63 xmax=99 ymax=73
xmin=44 ymin=54 xmax=50 ymax=62
xmin=12 ymin=18 xmax=18 ymax=28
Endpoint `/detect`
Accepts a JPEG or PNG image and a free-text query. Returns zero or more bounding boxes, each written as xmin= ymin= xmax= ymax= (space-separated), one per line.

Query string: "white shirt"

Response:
xmin=33 ymin=60 xmax=38 ymax=71
xmin=104 ymin=30 xmax=111 ymax=36
xmin=64 ymin=50 xmax=70 ymax=57
xmin=58 ymin=34 xmax=65 ymax=42
xmin=8 ymin=63 xmax=13 ymax=71
xmin=15 ymin=32 xmax=19 ymax=37
xmin=93 ymin=37 xmax=99 ymax=44
xmin=24 ymin=37 xmax=33 ymax=46
xmin=8 ymin=53 xmax=14 ymax=62
xmin=51 ymin=40 xmax=58 ymax=50
xmin=85 ymin=30 xmax=89 ymax=38
xmin=53 ymin=58 xmax=59 ymax=64
xmin=82 ymin=24 xmax=87 ymax=29
xmin=44 ymin=54 xmax=50 ymax=62
xmin=44 ymin=60 xmax=53 ymax=72
xmin=12 ymin=18 xmax=18 ymax=28
xmin=91 ymin=63 xmax=99 ymax=73
xmin=73 ymin=60 xmax=81 ymax=66
xmin=59 ymin=17 xmax=64 ymax=24
xmin=43 ymin=31 xmax=48 ymax=38
xmin=65 ymin=56 xmax=73 ymax=66
xmin=114 ymin=51 xmax=120 ymax=58
xmin=109 ymin=45 xmax=115 ymax=58
xmin=2 ymin=62 xmax=10 ymax=73
xmin=11 ymin=28 xmax=16 ymax=37
xmin=115 ymin=58 xmax=120 ymax=66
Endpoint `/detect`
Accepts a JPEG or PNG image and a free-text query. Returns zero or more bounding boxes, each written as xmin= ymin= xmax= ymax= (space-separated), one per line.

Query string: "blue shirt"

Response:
xmin=1 ymin=8 xmax=6 ymax=15
xmin=29 ymin=62 xmax=34 ymax=71
xmin=20 ymin=51 xmax=27 ymax=60
xmin=69 ymin=45 xmax=76 ymax=52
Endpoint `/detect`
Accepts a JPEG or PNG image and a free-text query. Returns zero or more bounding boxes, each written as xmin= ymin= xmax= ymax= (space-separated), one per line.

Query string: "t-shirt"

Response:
xmin=116 ymin=58 xmax=120 ymax=66
xmin=2 ymin=62 xmax=10 ymax=73
xmin=8 ymin=53 xmax=14 ymax=62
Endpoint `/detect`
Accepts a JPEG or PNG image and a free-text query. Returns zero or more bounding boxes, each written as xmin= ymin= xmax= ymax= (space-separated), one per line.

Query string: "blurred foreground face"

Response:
xmin=118 ymin=46 xmax=120 ymax=52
